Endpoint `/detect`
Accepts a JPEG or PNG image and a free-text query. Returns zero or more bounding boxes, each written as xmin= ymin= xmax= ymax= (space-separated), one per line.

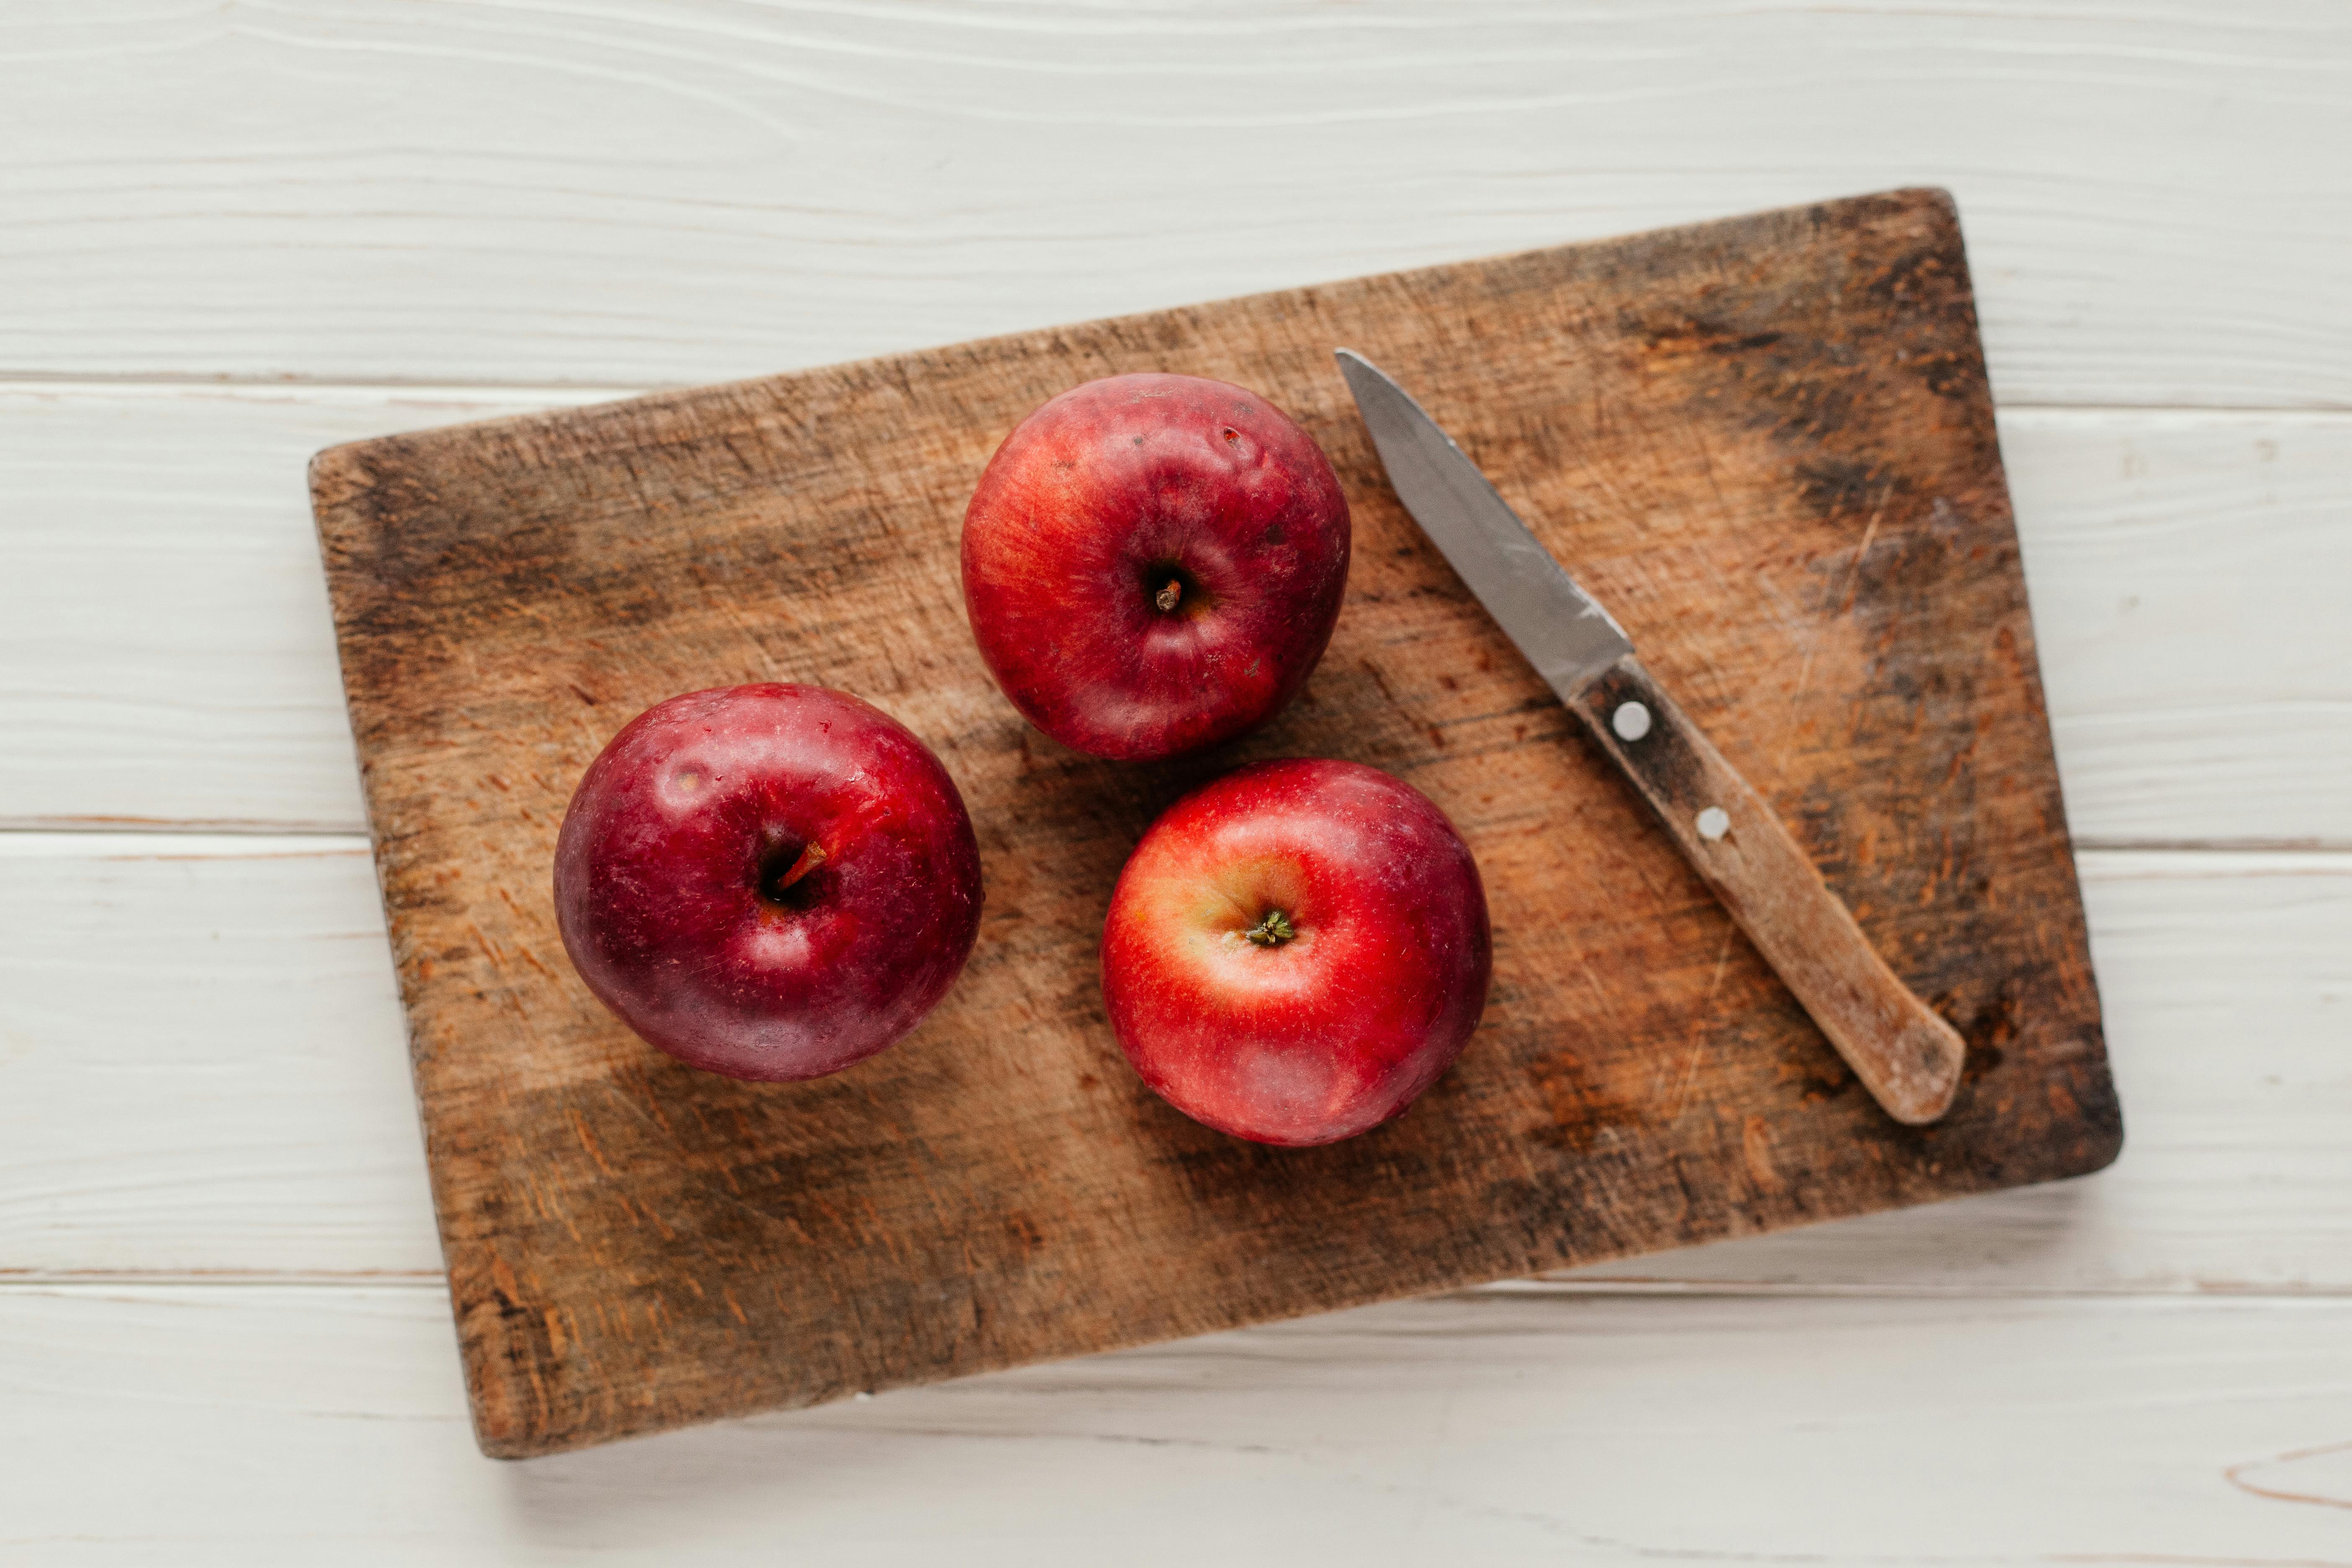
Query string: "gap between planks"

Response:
xmin=0 ymin=1273 xmax=2342 ymax=1301
xmin=3 ymin=841 xmax=2337 ymax=1295
xmin=2 ymin=371 xmax=2352 ymax=421
xmin=7 ymin=824 xmax=2349 ymax=856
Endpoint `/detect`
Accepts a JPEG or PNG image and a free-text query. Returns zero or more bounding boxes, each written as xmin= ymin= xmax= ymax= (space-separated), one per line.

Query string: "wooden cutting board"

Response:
xmin=312 ymin=188 xmax=2120 ymax=1459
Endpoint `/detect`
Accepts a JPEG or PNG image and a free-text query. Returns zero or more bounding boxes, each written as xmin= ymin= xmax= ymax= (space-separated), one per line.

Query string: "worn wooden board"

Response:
xmin=311 ymin=189 xmax=2119 ymax=1458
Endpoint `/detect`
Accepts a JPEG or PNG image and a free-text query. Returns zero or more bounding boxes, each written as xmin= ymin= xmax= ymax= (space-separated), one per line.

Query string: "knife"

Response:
xmin=1335 ymin=349 xmax=1965 ymax=1126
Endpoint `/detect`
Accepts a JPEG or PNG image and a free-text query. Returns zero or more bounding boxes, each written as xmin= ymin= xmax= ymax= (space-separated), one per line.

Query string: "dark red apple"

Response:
xmin=553 ymin=683 xmax=983 ymax=1082
xmin=1100 ymin=758 xmax=1491 ymax=1146
xmin=960 ymin=372 xmax=1351 ymax=762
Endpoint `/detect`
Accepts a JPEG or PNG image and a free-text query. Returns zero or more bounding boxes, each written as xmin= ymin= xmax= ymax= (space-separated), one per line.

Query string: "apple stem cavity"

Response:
xmin=758 ymin=840 xmax=828 ymax=906
xmin=1155 ymin=578 xmax=1184 ymax=614
xmin=1243 ymin=909 xmax=1296 ymax=947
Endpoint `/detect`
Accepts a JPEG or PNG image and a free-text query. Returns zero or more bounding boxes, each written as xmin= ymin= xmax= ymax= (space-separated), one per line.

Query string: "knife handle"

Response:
xmin=1564 ymin=654 xmax=1965 ymax=1126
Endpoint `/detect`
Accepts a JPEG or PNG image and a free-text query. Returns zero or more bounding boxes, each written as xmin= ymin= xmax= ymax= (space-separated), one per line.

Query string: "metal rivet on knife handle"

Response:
xmin=1612 ymin=701 xmax=1652 ymax=741
xmin=1573 ymin=655 xmax=1965 ymax=1125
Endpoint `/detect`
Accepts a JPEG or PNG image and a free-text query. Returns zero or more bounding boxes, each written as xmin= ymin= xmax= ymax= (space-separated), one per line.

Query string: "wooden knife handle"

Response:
xmin=1564 ymin=654 xmax=1966 ymax=1125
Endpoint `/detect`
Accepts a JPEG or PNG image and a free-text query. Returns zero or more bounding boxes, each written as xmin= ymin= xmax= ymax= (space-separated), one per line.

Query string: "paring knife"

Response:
xmin=1335 ymin=350 xmax=1966 ymax=1126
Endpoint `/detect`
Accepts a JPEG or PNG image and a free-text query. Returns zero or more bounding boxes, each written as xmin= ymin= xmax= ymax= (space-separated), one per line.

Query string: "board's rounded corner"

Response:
xmin=472 ymin=1428 xmax=542 ymax=1462
xmin=306 ymin=440 xmax=386 ymax=542
xmin=1897 ymin=185 xmax=1966 ymax=247
xmin=2078 ymin=1109 xmax=2126 ymax=1178
xmin=1908 ymin=184 xmax=1960 ymax=218
xmin=467 ymin=1386 xmax=564 ymax=1462
xmin=306 ymin=438 xmax=362 ymax=496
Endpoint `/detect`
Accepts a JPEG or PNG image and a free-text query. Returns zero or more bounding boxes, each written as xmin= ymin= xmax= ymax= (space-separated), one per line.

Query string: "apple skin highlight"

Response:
xmin=960 ymin=372 xmax=1351 ymax=763
xmin=554 ymin=683 xmax=983 ymax=1083
xmin=1101 ymin=758 xmax=1493 ymax=1147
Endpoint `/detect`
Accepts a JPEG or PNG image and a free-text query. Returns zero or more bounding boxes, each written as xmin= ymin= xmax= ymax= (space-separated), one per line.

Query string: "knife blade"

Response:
xmin=1335 ymin=348 xmax=1965 ymax=1126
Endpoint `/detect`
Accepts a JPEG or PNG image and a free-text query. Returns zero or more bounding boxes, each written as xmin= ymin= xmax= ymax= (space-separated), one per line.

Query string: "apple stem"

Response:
xmin=1243 ymin=909 xmax=1295 ymax=947
xmin=1155 ymin=578 xmax=1183 ymax=613
xmin=773 ymin=841 xmax=827 ymax=892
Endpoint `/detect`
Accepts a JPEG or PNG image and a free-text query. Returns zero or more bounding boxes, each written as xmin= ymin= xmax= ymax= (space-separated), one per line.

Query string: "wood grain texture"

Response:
xmin=1565 ymin=655 xmax=1966 ymax=1124
xmin=3 ymin=1 xmax=2347 ymax=403
xmin=8 ymin=389 xmax=2347 ymax=844
xmin=312 ymin=191 xmax=2118 ymax=1455
xmin=0 ymin=839 xmax=2337 ymax=1292
xmin=5 ymin=1283 xmax=2350 ymax=1563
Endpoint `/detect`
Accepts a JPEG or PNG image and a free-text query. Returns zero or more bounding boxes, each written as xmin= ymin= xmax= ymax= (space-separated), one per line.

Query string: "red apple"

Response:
xmin=1101 ymin=758 xmax=1491 ymax=1146
xmin=553 ymin=683 xmax=983 ymax=1082
xmin=961 ymin=372 xmax=1351 ymax=761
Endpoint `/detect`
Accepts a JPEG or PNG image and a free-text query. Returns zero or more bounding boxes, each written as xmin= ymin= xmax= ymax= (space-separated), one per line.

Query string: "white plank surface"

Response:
xmin=5 ymin=385 xmax=2348 ymax=845
xmin=0 ymin=835 xmax=431 ymax=1276
xmin=3 ymin=1283 xmax=2346 ymax=1563
xmin=2004 ymin=410 xmax=2352 ymax=848
xmin=5 ymin=834 xmax=2344 ymax=1294
xmin=2 ymin=3 xmax=2347 ymax=403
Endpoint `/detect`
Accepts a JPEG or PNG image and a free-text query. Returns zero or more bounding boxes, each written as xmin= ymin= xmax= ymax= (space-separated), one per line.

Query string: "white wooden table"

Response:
xmin=5 ymin=3 xmax=2348 ymax=1559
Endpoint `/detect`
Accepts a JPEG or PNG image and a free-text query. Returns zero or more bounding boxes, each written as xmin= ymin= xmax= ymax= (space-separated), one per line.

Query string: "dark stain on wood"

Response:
xmin=311 ymin=188 xmax=2119 ymax=1459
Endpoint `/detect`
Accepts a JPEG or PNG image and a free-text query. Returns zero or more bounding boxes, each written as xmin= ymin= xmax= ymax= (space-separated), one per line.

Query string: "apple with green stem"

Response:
xmin=1101 ymin=758 xmax=1492 ymax=1146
